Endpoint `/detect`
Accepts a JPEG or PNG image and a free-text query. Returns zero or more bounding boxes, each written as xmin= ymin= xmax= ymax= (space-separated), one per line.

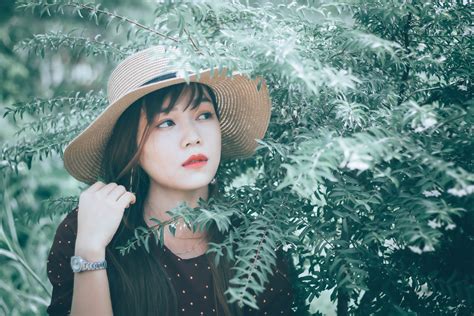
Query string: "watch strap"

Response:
xmin=71 ymin=255 xmax=107 ymax=273
xmin=82 ymin=260 xmax=107 ymax=271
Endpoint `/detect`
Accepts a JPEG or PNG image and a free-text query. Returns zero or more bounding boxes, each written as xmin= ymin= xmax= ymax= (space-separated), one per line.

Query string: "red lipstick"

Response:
xmin=182 ymin=154 xmax=208 ymax=168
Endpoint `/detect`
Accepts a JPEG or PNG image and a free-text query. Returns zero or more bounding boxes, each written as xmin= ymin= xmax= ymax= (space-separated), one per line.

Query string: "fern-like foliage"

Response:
xmin=2 ymin=0 xmax=472 ymax=314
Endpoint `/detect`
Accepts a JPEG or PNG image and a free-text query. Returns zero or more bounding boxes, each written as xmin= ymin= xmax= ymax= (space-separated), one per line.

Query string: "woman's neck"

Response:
xmin=143 ymin=182 xmax=209 ymax=241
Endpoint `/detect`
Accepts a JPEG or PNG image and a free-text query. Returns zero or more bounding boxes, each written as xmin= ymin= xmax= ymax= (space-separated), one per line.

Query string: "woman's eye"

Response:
xmin=157 ymin=119 xmax=175 ymax=128
xmin=198 ymin=112 xmax=213 ymax=120
xmin=157 ymin=112 xmax=212 ymax=128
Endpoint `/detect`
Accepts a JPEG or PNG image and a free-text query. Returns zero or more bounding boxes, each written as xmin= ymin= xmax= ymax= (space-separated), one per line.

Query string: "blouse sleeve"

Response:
xmin=46 ymin=208 xmax=79 ymax=316
xmin=257 ymin=248 xmax=296 ymax=315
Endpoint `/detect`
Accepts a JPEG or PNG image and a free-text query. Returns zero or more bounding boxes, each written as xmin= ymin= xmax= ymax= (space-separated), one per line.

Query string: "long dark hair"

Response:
xmin=101 ymin=82 xmax=243 ymax=316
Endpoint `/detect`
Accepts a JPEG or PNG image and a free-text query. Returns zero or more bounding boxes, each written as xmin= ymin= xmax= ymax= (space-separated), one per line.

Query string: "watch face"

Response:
xmin=71 ymin=256 xmax=82 ymax=272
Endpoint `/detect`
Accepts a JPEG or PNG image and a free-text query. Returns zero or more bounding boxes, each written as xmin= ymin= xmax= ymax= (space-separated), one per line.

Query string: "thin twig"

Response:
xmin=183 ymin=28 xmax=202 ymax=54
xmin=75 ymin=3 xmax=203 ymax=54
xmin=74 ymin=3 xmax=179 ymax=42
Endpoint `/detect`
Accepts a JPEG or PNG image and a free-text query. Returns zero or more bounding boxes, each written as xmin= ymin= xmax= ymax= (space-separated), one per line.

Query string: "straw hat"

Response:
xmin=63 ymin=46 xmax=272 ymax=184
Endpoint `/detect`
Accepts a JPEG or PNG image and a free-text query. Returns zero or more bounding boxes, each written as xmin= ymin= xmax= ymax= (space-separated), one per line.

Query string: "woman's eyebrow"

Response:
xmin=164 ymin=99 xmax=213 ymax=113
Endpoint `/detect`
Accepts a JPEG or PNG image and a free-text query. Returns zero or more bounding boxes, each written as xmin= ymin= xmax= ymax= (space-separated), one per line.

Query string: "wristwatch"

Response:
xmin=70 ymin=255 xmax=107 ymax=273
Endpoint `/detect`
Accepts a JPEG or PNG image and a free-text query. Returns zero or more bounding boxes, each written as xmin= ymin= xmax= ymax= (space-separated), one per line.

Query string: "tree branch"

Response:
xmin=74 ymin=3 xmax=179 ymax=43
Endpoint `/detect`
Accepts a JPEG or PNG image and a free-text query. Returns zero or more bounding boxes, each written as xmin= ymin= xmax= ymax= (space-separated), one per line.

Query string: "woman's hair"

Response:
xmin=101 ymin=82 xmax=243 ymax=316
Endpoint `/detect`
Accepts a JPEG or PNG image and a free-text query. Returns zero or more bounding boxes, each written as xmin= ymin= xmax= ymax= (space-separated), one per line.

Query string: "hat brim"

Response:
xmin=63 ymin=69 xmax=271 ymax=184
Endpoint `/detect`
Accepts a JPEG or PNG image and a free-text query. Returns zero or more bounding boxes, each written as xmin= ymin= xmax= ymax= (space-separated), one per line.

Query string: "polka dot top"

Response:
xmin=46 ymin=209 xmax=295 ymax=315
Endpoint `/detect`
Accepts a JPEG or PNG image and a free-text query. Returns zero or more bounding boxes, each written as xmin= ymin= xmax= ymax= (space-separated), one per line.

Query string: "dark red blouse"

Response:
xmin=46 ymin=209 xmax=295 ymax=315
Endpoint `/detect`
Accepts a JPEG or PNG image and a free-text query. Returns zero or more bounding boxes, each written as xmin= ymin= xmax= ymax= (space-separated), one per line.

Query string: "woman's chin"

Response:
xmin=174 ymin=177 xmax=215 ymax=191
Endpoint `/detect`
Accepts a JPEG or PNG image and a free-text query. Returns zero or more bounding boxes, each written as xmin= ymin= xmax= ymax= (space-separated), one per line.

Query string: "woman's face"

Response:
xmin=136 ymin=85 xmax=221 ymax=191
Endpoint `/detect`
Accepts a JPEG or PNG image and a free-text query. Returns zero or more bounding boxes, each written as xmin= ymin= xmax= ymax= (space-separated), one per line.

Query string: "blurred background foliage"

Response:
xmin=1 ymin=0 xmax=472 ymax=315
xmin=1 ymin=0 xmax=151 ymax=314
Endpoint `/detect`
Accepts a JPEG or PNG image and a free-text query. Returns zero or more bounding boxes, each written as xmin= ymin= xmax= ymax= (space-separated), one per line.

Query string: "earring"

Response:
xmin=129 ymin=167 xmax=134 ymax=193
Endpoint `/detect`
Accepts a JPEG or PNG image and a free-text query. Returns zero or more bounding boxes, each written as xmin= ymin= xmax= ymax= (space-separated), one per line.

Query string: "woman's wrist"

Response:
xmin=75 ymin=240 xmax=106 ymax=261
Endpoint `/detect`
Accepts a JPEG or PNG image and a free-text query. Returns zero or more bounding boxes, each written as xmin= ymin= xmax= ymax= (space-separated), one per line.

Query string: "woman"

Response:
xmin=46 ymin=46 xmax=295 ymax=315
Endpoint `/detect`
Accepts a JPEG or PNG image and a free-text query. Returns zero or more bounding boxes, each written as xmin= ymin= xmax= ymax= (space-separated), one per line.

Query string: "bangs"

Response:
xmin=161 ymin=82 xmax=213 ymax=115
xmin=142 ymin=82 xmax=219 ymax=125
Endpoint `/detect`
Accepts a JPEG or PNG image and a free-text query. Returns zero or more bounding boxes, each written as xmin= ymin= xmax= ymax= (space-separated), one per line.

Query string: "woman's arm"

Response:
xmin=68 ymin=181 xmax=135 ymax=315
xmin=70 ymin=243 xmax=113 ymax=316
xmin=46 ymin=209 xmax=114 ymax=316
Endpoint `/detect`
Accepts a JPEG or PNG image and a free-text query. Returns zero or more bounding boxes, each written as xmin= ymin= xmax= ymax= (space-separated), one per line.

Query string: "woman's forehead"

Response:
xmin=161 ymin=85 xmax=213 ymax=113
xmin=138 ymin=84 xmax=213 ymax=118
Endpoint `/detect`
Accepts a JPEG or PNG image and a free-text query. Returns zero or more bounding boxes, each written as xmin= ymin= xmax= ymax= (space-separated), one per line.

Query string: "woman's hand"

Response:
xmin=76 ymin=181 xmax=136 ymax=252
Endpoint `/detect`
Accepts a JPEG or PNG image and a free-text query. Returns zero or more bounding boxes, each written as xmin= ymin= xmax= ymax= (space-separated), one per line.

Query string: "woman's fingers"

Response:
xmin=103 ymin=184 xmax=134 ymax=206
xmin=87 ymin=181 xmax=135 ymax=206
xmin=97 ymin=182 xmax=118 ymax=195
xmin=117 ymin=192 xmax=136 ymax=208
xmin=88 ymin=181 xmax=106 ymax=192
xmin=108 ymin=185 xmax=127 ymax=201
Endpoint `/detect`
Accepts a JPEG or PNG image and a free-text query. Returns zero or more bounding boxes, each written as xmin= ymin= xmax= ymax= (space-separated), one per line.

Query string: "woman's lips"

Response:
xmin=182 ymin=153 xmax=208 ymax=167
xmin=182 ymin=160 xmax=208 ymax=169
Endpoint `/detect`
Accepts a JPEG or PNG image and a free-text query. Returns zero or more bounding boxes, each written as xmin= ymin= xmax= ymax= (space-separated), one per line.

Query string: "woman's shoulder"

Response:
xmin=47 ymin=206 xmax=80 ymax=281
xmin=48 ymin=207 xmax=79 ymax=260
xmin=263 ymin=247 xmax=295 ymax=312
xmin=241 ymin=247 xmax=296 ymax=315
xmin=53 ymin=207 xmax=79 ymax=239
xmin=269 ymin=247 xmax=293 ymax=291
xmin=46 ymin=207 xmax=79 ymax=315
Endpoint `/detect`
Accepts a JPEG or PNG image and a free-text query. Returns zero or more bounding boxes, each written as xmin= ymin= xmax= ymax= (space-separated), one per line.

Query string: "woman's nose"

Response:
xmin=181 ymin=122 xmax=202 ymax=147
